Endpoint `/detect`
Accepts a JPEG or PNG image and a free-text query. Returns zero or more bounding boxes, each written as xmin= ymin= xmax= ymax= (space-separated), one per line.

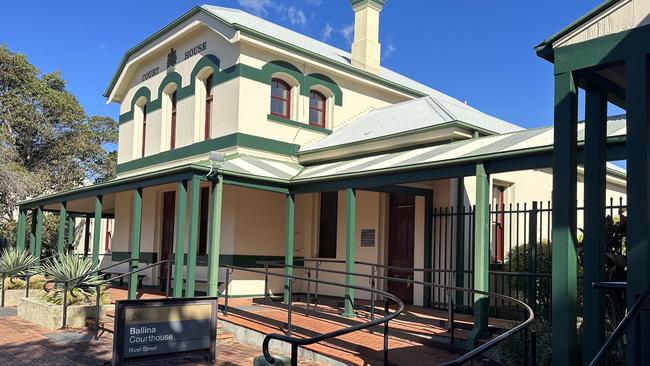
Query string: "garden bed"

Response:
xmin=2 ymin=288 xmax=38 ymax=307
xmin=17 ymin=297 xmax=112 ymax=329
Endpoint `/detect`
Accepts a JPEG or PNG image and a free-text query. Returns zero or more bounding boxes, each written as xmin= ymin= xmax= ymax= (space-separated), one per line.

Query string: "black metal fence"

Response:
xmin=431 ymin=197 xmax=627 ymax=320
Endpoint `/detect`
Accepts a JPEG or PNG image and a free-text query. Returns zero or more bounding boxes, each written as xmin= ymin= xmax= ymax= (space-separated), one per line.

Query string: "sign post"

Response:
xmin=112 ymin=297 xmax=218 ymax=365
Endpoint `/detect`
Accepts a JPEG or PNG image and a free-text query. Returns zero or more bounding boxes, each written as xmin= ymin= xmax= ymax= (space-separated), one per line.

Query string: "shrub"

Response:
xmin=41 ymin=254 xmax=104 ymax=305
xmin=0 ymin=248 xmax=38 ymax=277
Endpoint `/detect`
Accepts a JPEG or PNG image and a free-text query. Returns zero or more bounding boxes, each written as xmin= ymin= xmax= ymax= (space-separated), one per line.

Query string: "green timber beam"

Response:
xmin=92 ymin=196 xmax=103 ymax=267
xmin=173 ymin=180 xmax=188 ymax=297
xmin=207 ymin=174 xmax=224 ymax=297
xmin=343 ymin=188 xmax=356 ymax=318
xmin=284 ymin=193 xmax=295 ymax=304
xmin=29 ymin=209 xmax=36 ymax=255
xmin=128 ymin=188 xmax=143 ymax=300
xmin=468 ymin=163 xmax=490 ymax=347
xmin=455 ymin=177 xmax=466 ymax=306
xmin=16 ymin=209 xmax=26 ymax=252
xmin=186 ymin=175 xmax=201 ymax=298
xmin=551 ymin=71 xmax=578 ymax=366
xmin=582 ymin=86 xmax=607 ymax=364
xmin=34 ymin=207 xmax=43 ymax=260
xmin=83 ymin=214 xmax=91 ymax=258
xmin=625 ymin=53 xmax=650 ymax=365
xmin=57 ymin=202 xmax=67 ymax=254
xmin=423 ymin=192 xmax=433 ymax=307
xmin=66 ymin=216 xmax=75 ymax=254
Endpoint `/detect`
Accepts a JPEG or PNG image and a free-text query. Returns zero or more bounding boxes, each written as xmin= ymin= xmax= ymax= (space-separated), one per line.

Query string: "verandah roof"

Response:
xmin=18 ymin=117 xmax=627 ymax=209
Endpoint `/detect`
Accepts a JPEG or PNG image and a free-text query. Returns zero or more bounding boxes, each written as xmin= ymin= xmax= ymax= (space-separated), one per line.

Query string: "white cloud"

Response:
xmin=286 ymin=6 xmax=307 ymax=26
xmin=237 ymin=0 xmax=275 ymax=16
xmin=99 ymin=42 xmax=106 ymax=54
xmin=321 ymin=22 xmax=334 ymax=41
xmin=383 ymin=42 xmax=396 ymax=58
xmin=340 ymin=24 xmax=354 ymax=44
xmin=305 ymin=0 xmax=322 ymax=5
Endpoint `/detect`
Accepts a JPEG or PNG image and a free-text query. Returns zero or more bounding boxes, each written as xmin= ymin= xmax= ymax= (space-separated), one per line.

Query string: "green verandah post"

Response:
xmin=34 ymin=206 xmax=43 ymax=260
xmin=455 ymin=177 xmax=466 ymax=306
xmin=66 ymin=216 xmax=75 ymax=254
xmin=582 ymin=86 xmax=607 ymax=363
xmin=185 ymin=175 xmax=201 ymax=298
xmin=16 ymin=209 xmax=26 ymax=251
xmin=92 ymin=196 xmax=103 ymax=267
xmin=551 ymin=71 xmax=578 ymax=366
xmin=343 ymin=188 xmax=356 ymax=318
xmin=284 ymin=193 xmax=295 ymax=304
xmin=29 ymin=208 xmax=37 ymax=254
xmin=468 ymin=162 xmax=489 ymax=347
xmin=625 ymin=53 xmax=650 ymax=366
xmin=207 ymin=174 xmax=223 ymax=297
xmin=128 ymin=188 xmax=143 ymax=300
xmin=173 ymin=180 xmax=188 ymax=298
xmin=57 ymin=202 xmax=67 ymax=254
xmin=423 ymin=193 xmax=433 ymax=307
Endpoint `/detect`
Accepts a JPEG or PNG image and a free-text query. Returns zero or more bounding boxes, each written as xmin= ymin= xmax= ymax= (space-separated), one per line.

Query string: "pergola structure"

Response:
xmin=536 ymin=1 xmax=650 ymax=364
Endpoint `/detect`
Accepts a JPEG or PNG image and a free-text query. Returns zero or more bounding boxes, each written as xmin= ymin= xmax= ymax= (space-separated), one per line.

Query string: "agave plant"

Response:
xmin=41 ymin=254 xmax=104 ymax=305
xmin=0 ymin=248 xmax=38 ymax=277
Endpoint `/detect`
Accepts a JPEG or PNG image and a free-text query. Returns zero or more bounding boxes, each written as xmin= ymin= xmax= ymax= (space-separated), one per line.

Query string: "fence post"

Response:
xmin=224 ymin=268 xmax=230 ymax=316
xmin=62 ymin=282 xmax=68 ymax=329
xmin=25 ymin=276 xmax=30 ymax=298
xmin=264 ymin=264 xmax=269 ymax=303
xmin=287 ymin=278 xmax=293 ymax=336
xmin=448 ymin=290 xmax=455 ymax=346
xmin=384 ymin=300 xmax=389 ymax=365
xmin=370 ymin=265 xmax=376 ymax=321
xmin=306 ymin=268 xmax=311 ymax=312
xmin=530 ymin=330 xmax=537 ymax=366
xmin=95 ymin=284 xmax=101 ymax=339
xmin=1 ymin=273 xmax=5 ymax=307
xmin=527 ymin=202 xmax=538 ymax=313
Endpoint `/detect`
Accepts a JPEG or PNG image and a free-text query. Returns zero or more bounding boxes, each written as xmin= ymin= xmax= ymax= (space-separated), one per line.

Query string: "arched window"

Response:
xmin=141 ymin=103 xmax=147 ymax=157
xmin=309 ymin=91 xmax=326 ymax=127
xmin=169 ymin=90 xmax=178 ymax=149
xmin=204 ymin=74 xmax=213 ymax=140
xmin=270 ymin=78 xmax=291 ymax=119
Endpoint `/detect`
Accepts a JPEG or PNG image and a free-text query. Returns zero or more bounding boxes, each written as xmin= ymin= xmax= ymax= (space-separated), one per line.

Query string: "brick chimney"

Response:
xmin=349 ymin=0 xmax=385 ymax=74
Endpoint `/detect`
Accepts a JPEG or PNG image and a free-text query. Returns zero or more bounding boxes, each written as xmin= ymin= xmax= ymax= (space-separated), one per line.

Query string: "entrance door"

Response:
xmin=160 ymin=191 xmax=176 ymax=288
xmin=388 ymin=194 xmax=415 ymax=304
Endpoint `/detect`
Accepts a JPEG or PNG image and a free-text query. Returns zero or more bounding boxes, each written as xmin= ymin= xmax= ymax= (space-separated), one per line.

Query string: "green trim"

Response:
xmin=57 ymin=202 xmax=67 ymax=254
xmin=267 ymin=114 xmax=332 ymax=135
xmin=173 ymin=180 xmax=188 ymax=297
xmin=468 ymin=163 xmax=490 ymax=346
xmin=207 ymin=175 xmax=223 ymax=296
xmin=34 ymin=207 xmax=43 ymax=259
xmin=112 ymin=251 xmax=158 ymax=263
xmin=343 ymin=188 xmax=356 ymax=318
xmin=284 ymin=193 xmax=295 ymax=304
xmin=19 ymin=164 xmax=209 ymax=209
xmin=105 ymin=6 xmax=421 ymax=102
xmin=535 ymin=0 xmax=620 ymax=61
xmin=551 ymin=71 xmax=578 ymax=366
xmin=129 ymin=188 xmax=143 ymax=300
xmin=115 ymin=133 xmax=299 ymax=174
xmin=16 ymin=210 xmax=26 ymax=252
xmin=305 ymin=73 xmax=343 ymax=106
xmin=186 ymin=175 xmax=201 ymax=297
xmin=92 ymin=196 xmax=103 ymax=267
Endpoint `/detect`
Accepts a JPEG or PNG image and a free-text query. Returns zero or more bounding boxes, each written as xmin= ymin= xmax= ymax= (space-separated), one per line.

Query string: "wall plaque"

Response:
xmin=360 ymin=228 xmax=376 ymax=247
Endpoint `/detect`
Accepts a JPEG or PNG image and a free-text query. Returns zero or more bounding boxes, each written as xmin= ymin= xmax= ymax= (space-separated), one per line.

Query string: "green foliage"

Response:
xmin=492 ymin=320 xmax=554 ymax=366
xmin=41 ymin=254 xmax=103 ymax=305
xmin=0 ymin=44 xmax=117 ymax=242
xmin=0 ymin=248 xmax=38 ymax=276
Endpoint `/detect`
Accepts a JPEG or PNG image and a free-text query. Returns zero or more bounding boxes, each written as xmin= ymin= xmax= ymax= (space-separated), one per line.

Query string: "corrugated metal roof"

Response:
xmin=220 ymin=155 xmax=303 ymax=181
xmin=303 ymin=96 xmax=523 ymax=152
xmin=294 ymin=116 xmax=627 ymax=181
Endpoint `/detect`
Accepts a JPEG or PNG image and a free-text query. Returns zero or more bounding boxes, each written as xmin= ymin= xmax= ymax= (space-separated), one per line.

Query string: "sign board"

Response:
xmin=112 ymin=297 xmax=218 ymax=365
xmin=360 ymin=229 xmax=376 ymax=247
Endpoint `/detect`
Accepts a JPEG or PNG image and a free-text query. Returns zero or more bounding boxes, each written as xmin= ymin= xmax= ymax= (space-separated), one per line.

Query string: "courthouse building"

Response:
xmin=16 ymin=1 xmax=626 ymax=308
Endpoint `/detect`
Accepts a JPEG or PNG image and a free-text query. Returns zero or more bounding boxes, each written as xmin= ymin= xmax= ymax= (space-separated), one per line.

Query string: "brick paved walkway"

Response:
xmin=0 ymin=315 xmax=321 ymax=366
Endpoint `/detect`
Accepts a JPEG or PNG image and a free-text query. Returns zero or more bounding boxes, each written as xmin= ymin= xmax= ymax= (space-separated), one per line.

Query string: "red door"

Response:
xmin=160 ymin=191 xmax=176 ymax=286
xmin=388 ymin=194 xmax=415 ymax=304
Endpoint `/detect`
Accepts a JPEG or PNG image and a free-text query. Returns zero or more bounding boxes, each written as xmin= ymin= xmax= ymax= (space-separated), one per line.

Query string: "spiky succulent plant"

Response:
xmin=41 ymin=254 xmax=104 ymax=305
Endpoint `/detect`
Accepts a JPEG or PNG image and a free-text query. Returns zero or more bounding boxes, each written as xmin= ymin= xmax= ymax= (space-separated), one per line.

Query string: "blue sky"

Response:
xmin=0 ymin=0 xmax=605 ymax=128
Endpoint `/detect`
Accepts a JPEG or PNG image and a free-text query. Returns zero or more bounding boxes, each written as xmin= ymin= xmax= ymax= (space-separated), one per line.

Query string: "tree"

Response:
xmin=0 ymin=44 xmax=117 ymax=249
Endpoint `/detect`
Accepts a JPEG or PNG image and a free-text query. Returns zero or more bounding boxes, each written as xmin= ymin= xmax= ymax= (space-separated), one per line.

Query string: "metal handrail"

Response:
xmin=588 ymin=284 xmax=649 ymax=366
xmin=256 ymin=260 xmax=535 ymax=365
xmin=89 ymin=259 xmax=172 ymax=338
xmin=223 ymin=264 xmax=404 ymax=366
